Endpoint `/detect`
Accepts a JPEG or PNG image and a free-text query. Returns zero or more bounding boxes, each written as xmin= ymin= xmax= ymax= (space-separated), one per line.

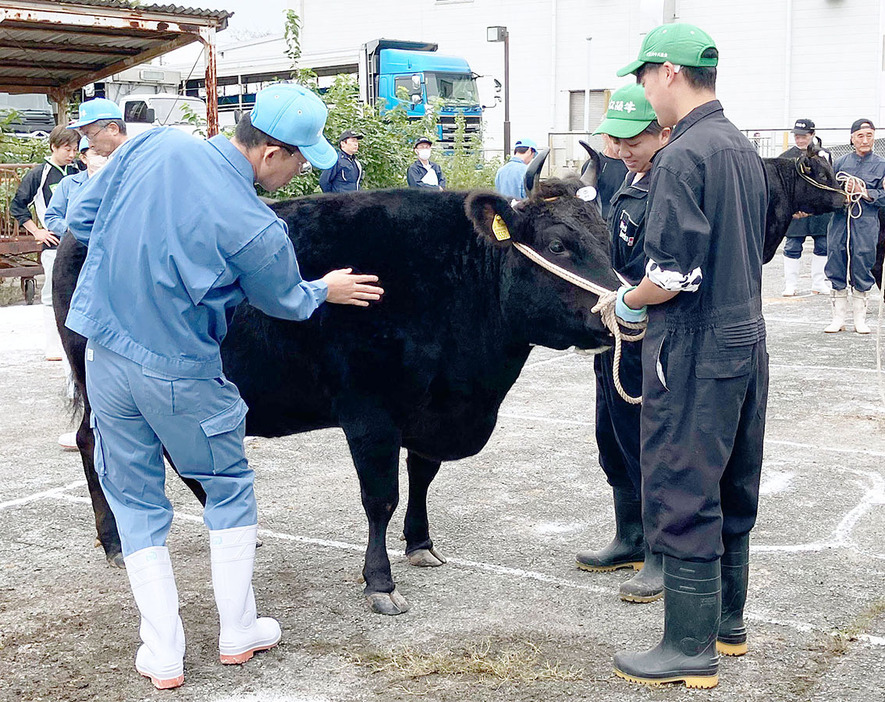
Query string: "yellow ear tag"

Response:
xmin=492 ymin=214 xmax=511 ymax=241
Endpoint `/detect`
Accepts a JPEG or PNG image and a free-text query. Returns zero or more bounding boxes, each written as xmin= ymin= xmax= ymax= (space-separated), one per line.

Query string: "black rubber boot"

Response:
xmin=718 ymin=533 xmax=750 ymax=656
xmin=619 ymin=544 xmax=663 ymax=603
xmin=576 ymin=488 xmax=644 ymax=572
xmin=613 ymin=556 xmax=720 ymax=689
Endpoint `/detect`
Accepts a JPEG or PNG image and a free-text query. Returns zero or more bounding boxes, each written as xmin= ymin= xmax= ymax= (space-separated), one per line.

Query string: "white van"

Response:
xmin=119 ymin=94 xmax=207 ymax=138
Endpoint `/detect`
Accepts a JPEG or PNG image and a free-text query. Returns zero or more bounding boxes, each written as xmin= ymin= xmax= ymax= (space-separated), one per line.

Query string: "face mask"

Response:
xmin=416 ymin=149 xmax=431 ymax=160
xmin=86 ymin=153 xmax=107 ymax=174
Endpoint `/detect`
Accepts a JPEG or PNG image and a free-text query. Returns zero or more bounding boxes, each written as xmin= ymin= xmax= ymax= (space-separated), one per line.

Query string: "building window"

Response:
xmin=569 ymin=90 xmax=608 ymax=132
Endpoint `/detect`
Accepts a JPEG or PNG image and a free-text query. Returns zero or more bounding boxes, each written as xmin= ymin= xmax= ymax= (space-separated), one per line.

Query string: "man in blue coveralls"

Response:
xmin=613 ymin=24 xmax=769 ymax=689
xmin=823 ymin=118 xmax=885 ymax=334
xmin=494 ymin=138 xmax=537 ymax=200
xmin=65 ymin=84 xmax=384 ymax=690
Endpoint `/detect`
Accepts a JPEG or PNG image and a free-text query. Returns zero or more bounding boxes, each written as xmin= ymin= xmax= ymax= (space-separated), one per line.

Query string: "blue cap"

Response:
xmin=249 ymin=83 xmax=336 ymax=170
xmin=78 ymin=136 xmax=89 ymax=151
xmin=69 ymin=98 xmax=123 ymax=129
xmin=514 ymin=138 xmax=537 ymax=151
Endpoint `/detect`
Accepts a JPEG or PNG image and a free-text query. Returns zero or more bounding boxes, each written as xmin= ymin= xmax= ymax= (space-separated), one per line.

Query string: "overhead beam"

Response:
xmin=0 ymin=39 xmax=141 ymax=56
xmin=0 ymin=58 xmax=106 ymax=72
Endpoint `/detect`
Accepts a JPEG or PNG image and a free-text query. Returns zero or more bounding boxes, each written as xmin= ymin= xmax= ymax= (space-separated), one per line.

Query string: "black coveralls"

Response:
xmin=640 ymin=101 xmax=769 ymax=562
xmin=594 ymin=173 xmax=650 ymax=496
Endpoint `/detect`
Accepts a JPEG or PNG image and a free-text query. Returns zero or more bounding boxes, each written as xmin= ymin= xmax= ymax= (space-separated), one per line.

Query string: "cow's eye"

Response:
xmin=548 ymin=240 xmax=566 ymax=255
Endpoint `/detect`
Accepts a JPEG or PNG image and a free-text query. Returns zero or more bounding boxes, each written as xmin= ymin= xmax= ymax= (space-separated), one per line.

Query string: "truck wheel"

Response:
xmin=22 ymin=277 xmax=36 ymax=305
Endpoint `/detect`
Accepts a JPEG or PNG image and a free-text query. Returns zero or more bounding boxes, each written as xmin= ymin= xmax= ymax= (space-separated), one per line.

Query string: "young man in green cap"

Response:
xmin=576 ymin=83 xmax=670 ymax=606
xmin=611 ymin=23 xmax=769 ymax=689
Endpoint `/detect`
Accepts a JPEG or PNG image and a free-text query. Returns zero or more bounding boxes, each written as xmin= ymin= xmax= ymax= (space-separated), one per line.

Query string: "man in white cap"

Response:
xmin=64 ymin=83 xmax=383 ymax=689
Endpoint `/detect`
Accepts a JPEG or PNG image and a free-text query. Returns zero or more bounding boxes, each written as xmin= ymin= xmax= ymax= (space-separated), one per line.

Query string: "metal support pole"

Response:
xmin=503 ymin=28 xmax=511 ymax=158
xmin=200 ymin=25 xmax=219 ymax=137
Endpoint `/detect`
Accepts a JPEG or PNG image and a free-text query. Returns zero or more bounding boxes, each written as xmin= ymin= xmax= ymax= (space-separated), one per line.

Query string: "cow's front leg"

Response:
xmin=340 ymin=408 xmax=410 ymax=615
xmin=77 ymin=408 xmax=124 ymax=568
xmin=403 ymin=451 xmax=446 ymax=567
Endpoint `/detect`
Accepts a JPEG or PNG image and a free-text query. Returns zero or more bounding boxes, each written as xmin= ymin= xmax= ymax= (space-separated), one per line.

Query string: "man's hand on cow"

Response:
xmin=323 ymin=268 xmax=384 ymax=307
xmin=792 ymin=211 xmax=810 ymax=219
xmin=28 ymin=227 xmax=60 ymax=246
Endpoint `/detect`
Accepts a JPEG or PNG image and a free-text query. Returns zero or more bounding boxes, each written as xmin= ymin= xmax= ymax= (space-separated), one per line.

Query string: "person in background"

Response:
xmin=406 ymin=137 xmax=445 ymax=189
xmin=10 ymin=124 xmax=80 ymax=360
xmin=575 ymin=83 xmax=670 ymax=606
xmin=823 ymin=118 xmax=885 ymax=334
xmin=319 ymin=129 xmax=363 ymax=192
xmin=66 ymin=84 xmax=384 ymax=690
xmin=44 ymin=137 xmax=109 ymax=450
xmin=494 ymin=138 xmax=537 ymax=200
xmin=780 ymin=118 xmax=832 ymax=296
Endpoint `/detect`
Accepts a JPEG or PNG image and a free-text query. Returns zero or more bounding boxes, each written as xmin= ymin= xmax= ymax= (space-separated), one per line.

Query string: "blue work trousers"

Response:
xmin=783 ymin=235 xmax=826 ymax=259
xmin=85 ymin=340 xmax=257 ymax=556
xmin=825 ymin=213 xmax=879 ymax=292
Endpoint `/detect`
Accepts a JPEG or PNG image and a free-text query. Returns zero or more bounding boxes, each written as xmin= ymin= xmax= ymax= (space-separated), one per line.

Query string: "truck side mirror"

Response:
xmin=145 ymin=108 xmax=156 ymax=123
xmin=411 ymin=74 xmax=421 ymax=89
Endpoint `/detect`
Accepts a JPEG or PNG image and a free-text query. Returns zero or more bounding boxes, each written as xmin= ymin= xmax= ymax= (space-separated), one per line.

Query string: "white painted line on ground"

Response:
xmin=26 ymin=490 xmax=881 ymax=647
xmin=0 ymin=480 xmax=86 ymax=511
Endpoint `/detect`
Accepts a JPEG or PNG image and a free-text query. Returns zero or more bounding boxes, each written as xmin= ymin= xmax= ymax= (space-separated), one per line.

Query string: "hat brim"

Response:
xmin=616 ymin=59 xmax=647 ymax=78
xmin=68 ymin=117 xmax=98 ymax=129
xmin=594 ymin=117 xmax=653 ymax=139
xmin=299 ymin=136 xmax=338 ymax=170
xmin=791 ymin=129 xmax=812 ymax=135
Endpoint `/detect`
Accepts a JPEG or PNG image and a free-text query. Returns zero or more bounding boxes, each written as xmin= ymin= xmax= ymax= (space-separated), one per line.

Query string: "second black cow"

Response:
xmin=55 ymin=167 xmax=617 ymax=615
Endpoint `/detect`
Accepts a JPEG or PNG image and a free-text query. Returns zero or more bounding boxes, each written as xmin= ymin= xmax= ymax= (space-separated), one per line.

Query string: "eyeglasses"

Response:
xmin=82 ymin=124 xmax=109 ymax=142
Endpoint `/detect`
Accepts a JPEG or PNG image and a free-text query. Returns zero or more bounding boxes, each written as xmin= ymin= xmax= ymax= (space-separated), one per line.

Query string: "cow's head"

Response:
xmin=794 ymin=145 xmax=846 ymax=215
xmin=465 ymin=148 xmax=616 ymax=352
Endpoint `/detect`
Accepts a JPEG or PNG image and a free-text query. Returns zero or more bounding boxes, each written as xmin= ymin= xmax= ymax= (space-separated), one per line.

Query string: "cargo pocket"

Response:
xmin=694 ymin=352 xmax=753 ymax=379
xmin=199 ymin=398 xmax=248 ymax=475
xmin=89 ymin=413 xmax=107 ymax=477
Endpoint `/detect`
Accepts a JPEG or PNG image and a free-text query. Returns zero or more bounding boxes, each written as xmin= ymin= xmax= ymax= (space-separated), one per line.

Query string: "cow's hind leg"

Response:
xmin=403 ymin=451 xmax=446 ymax=567
xmin=163 ymin=449 xmax=207 ymax=506
xmin=340 ymin=407 xmax=410 ymax=615
xmin=76 ymin=407 xmax=125 ymax=568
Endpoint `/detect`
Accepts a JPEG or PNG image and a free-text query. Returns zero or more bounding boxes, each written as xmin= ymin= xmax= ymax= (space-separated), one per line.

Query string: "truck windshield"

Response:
xmin=424 ymin=73 xmax=479 ymax=106
xmin=150 ymin=96 xmax=206 ymax=124
xmin=0 ymin=93 xmax=51 ymax=111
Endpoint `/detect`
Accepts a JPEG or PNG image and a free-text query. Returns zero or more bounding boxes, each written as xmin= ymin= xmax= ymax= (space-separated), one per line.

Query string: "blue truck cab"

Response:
xmin=359 ymin=39 xmax=481 ymax=145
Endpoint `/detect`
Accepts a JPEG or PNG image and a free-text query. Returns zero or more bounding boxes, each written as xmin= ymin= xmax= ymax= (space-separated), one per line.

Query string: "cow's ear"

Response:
xmin=465 ymin=191 xmax=519 ymax=247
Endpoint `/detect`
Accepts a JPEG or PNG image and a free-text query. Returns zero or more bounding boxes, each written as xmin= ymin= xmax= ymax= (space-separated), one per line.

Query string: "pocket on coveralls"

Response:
xmin=694 ymin=352 xmax=753 ymax=379
xmin=199 ymin=398 xmax=248 ymax=475
xmin=89 ymin=413 xmax=107 ymax=477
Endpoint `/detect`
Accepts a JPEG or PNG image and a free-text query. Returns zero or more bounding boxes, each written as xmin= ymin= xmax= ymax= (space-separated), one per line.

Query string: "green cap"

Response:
xmin=593 ymin=84 xmax=657 ymax=138
xmin=617 ymin=23 xmax=717 ymax=77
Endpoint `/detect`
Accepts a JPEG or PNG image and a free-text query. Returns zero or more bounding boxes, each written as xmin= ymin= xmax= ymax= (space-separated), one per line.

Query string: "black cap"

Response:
xmin=791 ymin=118 xmax=815 ymax=135
xmin=414 ymin=136 xmax=433 ymax=147
xmin=337 ymin=129 xmax=363 ymax=143
xmin=851 ymin=118 xmax=875 ymax=134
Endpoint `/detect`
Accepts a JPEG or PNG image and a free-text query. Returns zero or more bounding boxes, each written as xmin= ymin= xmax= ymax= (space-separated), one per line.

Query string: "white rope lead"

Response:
xmin=511 ymin=241 xmax=646 ymax=404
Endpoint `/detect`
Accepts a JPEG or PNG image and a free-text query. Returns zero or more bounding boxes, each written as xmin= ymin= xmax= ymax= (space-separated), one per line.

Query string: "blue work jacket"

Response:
xmin=65 ymin=129 xmax=327 ymax=379
xmin=827 ymin=150 xmax=885 ymax=244
xmin=494 ymin=157 xmax=528 ymax=200
xmin=319 ymin=151 xmax=362 ymax=192
xmin=44 ymin=169 xmax=91 ymax=237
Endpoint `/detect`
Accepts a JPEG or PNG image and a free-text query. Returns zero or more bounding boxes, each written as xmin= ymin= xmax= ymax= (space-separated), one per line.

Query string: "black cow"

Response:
xmin=54 ymin=167 xmax=616 ymax=615
xmin=761 ymin=146 xmax=846 ymax=263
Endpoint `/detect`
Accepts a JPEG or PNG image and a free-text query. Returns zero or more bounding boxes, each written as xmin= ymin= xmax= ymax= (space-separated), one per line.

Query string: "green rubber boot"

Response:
xmin=614 ymin=556 xmax=720 ymax=689
xmin=718 ymin=533 xmax=750 ymax=657
xmin=576 ymin=488 xmax=644 ymax=572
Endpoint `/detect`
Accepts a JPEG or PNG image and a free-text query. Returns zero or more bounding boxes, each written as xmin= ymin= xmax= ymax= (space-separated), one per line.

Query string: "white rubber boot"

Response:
xmin=824 ymin=289 xmax=848 ymax=333
xmin=124 ymin=546 xmax=185 ymax=689
xmin=810 ymin=254 xmax=830 ymax=294
xmin=42 ymin=305 xmax=63 ymax=360
xmin=852 ymin=288 xmax=871 ymax=334
xmin=209 ymin=524 xmax=281 ymax=664
xmin=782 ymin=255 xmax=800 ymax=296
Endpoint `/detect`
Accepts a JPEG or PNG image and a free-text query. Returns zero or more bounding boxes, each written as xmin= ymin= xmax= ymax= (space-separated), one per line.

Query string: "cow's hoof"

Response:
xmin=366 ymin=589 xmax=411 ymax=615
xmin=407 ymin=547 xmax=447 ymax=567
xmin=107 ymin=552 xmax=125 ymax=569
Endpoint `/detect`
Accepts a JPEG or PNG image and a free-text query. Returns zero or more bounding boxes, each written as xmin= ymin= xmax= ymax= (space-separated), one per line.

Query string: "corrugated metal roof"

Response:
xmin=0 ymin=1 xmax=230 ymax=96
xmin=51 ymin=0 xmax=232 ymax=21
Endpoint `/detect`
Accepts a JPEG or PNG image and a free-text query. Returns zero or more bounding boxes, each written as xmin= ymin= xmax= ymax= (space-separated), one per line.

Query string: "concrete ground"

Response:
xmin=1 ymin=254 xmax=884 ymax=702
